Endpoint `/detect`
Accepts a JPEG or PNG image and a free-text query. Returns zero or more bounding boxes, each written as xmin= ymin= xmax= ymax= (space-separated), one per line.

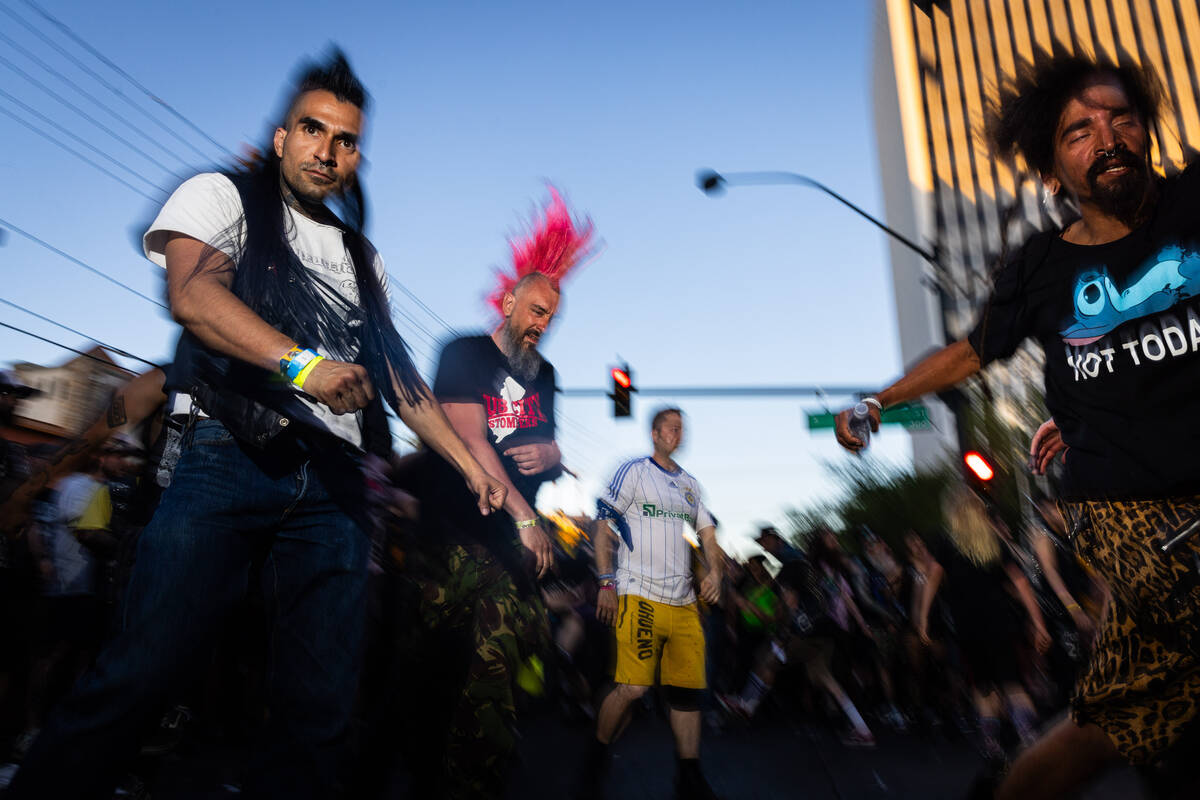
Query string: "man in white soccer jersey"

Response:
xmin=580 ymin=407 xmax=724 ymax=800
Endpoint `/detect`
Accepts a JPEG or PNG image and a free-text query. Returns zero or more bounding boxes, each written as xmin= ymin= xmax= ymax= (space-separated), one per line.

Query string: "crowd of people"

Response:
xmin=1 ymin=40 xmax=1200 ymax=800
xmin=515 ymin=491 xmax=1104 ymax=767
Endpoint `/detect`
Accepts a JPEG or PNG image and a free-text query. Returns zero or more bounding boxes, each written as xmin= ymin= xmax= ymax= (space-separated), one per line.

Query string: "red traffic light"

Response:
xmin=611 ymin=368 xmax=631 ymax=389
xmin=963 ymin=451 xmax=995 ymax=482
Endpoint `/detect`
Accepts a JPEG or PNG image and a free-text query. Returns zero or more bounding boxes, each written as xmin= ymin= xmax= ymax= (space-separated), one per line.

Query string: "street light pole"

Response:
xmin=697 ymin=167 xmax=968 ymax=452
xmin=696 ymin=168 xmax=939 ymax=267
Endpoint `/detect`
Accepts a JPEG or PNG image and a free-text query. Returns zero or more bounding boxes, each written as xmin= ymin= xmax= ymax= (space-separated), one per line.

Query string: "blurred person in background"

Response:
xmin=0 ymin=370 xmax=39 ymax=754
xmin=900 ymin=531 xmax=964 ymax=733
xmin=806 ymin=531 xmax=881 ymax=745
xmin=718 ymin=550 xmax=877 ymax=748
xmin=1027 ymin=489 xmax=1104 ymax=709
xmin=729 ymin=553 xmax=788 ymax=697
xmin=581 ymin=407 xmax=724 ymax=800
xmin=915 ymin=487 xmax=1049 ymax=762
xmin=18 ymin=439 xmax=134 ymax=758
xmin=837 ymin=54 xmax=1200 ymax=798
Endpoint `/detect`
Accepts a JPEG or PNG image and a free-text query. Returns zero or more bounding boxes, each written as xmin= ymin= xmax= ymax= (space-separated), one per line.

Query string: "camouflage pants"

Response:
xmin=399 ymin=541 xmax=549 ymax=799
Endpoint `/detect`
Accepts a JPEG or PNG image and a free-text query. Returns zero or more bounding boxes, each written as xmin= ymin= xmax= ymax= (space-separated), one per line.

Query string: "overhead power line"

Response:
xmin=387 ymin=274 xmax=458 ymax=336
xmin=0 ymin=104 xmax=161 ymax=202
xmin=19 ymin=0 xmax=235 ymax=159
xmin=0 ymin=29 xmax=192 ymax=170
xmin=0 ymin=52 xmax=186 ymax=179
xmin=0 ymin=319 xmax=152 ymax=370
xmin=0 ymin=86 xmax=167 ymax=195
xmin=0 ymin=2 xmax=212 ymax=162
xmin=0 ymin=298 xmax=158 ymax=367
xmin=0 ymin=216 xmax=167 ymax=309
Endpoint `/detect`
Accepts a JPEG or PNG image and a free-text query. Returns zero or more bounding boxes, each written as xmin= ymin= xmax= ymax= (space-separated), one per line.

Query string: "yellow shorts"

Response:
xmin=613 ymin=594 xmax=706 ymax=689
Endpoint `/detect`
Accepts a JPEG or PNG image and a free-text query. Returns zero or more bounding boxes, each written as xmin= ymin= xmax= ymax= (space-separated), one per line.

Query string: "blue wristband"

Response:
xmin=283 ymin=348 xmax=320 ymax=381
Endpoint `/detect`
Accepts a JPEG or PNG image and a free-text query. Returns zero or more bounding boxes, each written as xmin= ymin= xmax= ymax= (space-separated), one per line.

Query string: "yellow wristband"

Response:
xmin=515 ymin=518 xmax=539 ymax=529
xmin=293 ymin=354 xmax=325 ymax=388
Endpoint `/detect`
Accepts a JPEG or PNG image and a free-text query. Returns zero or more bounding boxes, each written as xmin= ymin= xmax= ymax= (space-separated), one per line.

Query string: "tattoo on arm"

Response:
xmin=107 ymin=396 xmax=127 ymax=428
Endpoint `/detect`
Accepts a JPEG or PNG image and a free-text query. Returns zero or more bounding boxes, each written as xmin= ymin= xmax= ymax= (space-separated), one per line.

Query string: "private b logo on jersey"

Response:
xmin=641 ymin=503 xmax=693 ymax=523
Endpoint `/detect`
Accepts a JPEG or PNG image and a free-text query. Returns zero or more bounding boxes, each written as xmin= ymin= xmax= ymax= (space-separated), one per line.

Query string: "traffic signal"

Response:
xmin=610 ymin=365 xmax=634 ymax=418
xmin=963 ymin=450 xmax=996 ymax=493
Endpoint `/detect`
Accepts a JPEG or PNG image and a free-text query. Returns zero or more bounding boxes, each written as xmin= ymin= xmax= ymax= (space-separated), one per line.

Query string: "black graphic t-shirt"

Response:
xmin=433 ymin=335 xmax=559 ymax=508
xmin=968 ymin=162 xmax=1200 ymax=500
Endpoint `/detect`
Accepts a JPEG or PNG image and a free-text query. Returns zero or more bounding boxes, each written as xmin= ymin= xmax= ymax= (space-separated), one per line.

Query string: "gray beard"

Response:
xmin=501 ymin=323 xmax=543 ymax=382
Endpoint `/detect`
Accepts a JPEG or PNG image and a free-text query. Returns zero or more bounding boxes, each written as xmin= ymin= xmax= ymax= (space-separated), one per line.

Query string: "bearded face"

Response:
xmin=500 ymin=314 xmax=544 ymax=381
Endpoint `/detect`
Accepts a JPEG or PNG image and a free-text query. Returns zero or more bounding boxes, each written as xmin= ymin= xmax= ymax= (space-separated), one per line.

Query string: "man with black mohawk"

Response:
xmin=9 ymin=50 xmax=506 ymax=800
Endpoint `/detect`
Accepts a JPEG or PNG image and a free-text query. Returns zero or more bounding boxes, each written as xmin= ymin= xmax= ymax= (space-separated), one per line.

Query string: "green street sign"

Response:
xmin=806 ymin=402 xmax=931 ymax=431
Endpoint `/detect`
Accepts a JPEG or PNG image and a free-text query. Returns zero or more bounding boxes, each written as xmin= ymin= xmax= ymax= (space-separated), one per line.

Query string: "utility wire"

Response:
xmin=0 ymin=86 xmax=167 ymax=194
xmin=0 ymin=298 xmax=158 ymax=367
xmin=19 ymin=0 xmax=235 ymax=160
xmin=0 ymin=2 xmax=212 ymax=162
xmin=0 ymin=217 xmax=167 ymax=310
xmin=0 ymin=105 xmax=161 ymax=202
xmin=387 ymin=273 xmax=458 ymax=336
xmin=0 ymin=29 xmax=192 ymax=170
xmin=0 ymin=53 xmax=186 ymax=179
xmin=0 ymin=319 xmax=146 ymax=370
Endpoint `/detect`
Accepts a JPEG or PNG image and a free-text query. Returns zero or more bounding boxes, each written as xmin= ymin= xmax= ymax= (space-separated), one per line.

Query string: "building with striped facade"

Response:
xmin=872 ymin=0 xmax=1200 ymax=467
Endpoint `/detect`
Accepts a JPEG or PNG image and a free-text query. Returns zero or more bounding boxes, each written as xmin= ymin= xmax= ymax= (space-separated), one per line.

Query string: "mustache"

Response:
xmin=1087 ymin=149 xmax=1144 ymax=182
xmin=300 ymin=161 xmax=335 ymax=178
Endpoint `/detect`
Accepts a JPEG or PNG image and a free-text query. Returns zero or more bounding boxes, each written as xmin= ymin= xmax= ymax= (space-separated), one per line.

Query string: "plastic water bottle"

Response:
xmin=848 ymin=402 xmax=872 ymax=451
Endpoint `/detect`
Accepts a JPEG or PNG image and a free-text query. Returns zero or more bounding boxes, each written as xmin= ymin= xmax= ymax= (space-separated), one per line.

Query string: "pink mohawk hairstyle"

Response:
xmin=488 ymin=186 xmax=596 ymax=315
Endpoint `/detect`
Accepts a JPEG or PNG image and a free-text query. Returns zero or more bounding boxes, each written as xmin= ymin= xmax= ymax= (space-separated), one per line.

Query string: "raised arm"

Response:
xmin=835 ymin=339 xmax=981 ymax=452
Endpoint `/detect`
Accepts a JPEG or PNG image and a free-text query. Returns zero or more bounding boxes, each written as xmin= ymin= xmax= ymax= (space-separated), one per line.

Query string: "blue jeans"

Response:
xmin=9 ymin=420 xmax=370 ymax=799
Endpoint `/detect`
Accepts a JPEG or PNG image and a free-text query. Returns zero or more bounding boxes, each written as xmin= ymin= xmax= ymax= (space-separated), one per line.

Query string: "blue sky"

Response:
xmin=0 ymin=0 xmax=919 ymax=555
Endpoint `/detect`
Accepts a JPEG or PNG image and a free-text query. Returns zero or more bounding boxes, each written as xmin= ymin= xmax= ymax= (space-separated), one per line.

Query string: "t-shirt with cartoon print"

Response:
xmin=968 ymin=162 xmax=1200 ymax=500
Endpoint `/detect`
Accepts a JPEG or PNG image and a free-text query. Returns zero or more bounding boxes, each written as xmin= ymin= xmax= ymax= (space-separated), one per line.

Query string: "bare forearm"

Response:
xmin=594 ymin=522 xmax=616 ymax=576
xmin=393 ymin=385 xmax=483 ymax=478
xmin=165 ymin=236 xmax=295 ymax=372
xmin=1034 ymin=536 xmax=1079 ymax=610
xmin=173 ymin=279 xmax=295 ymax=371
xmin=698 ymin=526 xmax=723 ymax=577
xmin=876 ymin=339 xmax=981 ymax=409
xmin=1012 ymin=571 xmax=1047 ymax=629
xmin=917 ymin=563 xmax=943 ymax=627
xmin=471 ymin=438 xmax=535 ymax=520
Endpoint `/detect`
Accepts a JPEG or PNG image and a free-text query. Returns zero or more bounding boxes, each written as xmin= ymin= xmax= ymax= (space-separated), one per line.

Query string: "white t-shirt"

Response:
xmin=598 ymin=456 xmax=717 ymax=605
xmin=143 ymin=173 xmax=391 ymax=449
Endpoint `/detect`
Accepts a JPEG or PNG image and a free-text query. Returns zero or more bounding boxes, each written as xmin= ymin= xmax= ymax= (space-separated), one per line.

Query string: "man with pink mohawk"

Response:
xmin=382 ymin=187 xmax=595 ymax=799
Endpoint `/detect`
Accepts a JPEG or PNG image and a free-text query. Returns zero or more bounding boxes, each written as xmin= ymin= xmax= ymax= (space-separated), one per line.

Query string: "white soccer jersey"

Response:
xmin=597 ymin=457 xmax=717 ymax=605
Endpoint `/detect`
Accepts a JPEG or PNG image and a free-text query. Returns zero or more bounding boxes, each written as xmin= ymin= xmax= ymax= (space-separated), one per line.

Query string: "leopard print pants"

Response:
xmin=1065 ymin=496 xmax=1200 ymax=765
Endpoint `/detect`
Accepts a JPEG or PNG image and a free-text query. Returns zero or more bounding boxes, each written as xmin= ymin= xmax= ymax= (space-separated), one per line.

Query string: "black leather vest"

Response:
xmin=165 ymin=174 xmax=391 ymax=456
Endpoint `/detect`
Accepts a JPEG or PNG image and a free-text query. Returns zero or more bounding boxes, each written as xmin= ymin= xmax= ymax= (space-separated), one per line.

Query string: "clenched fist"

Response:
xmin=302 ymin=359 xmax=375 ymax=415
